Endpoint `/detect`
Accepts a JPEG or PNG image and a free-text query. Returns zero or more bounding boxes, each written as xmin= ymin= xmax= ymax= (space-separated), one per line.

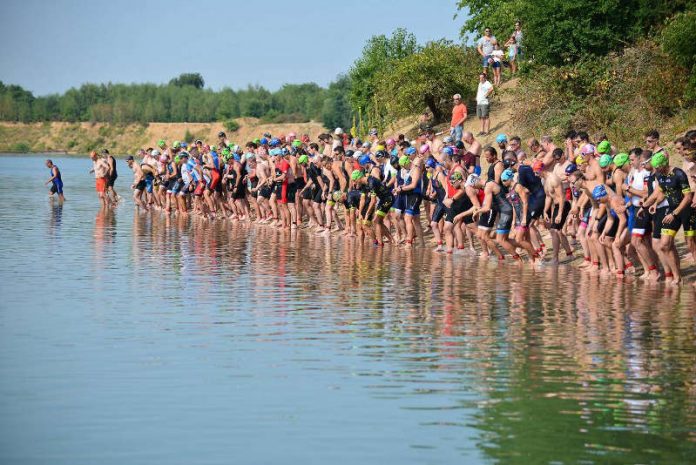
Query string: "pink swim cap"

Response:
xmin=581 ymin=144 xmax=595 ymax=155
xmin=419 ymin=144 xmax=430 ymax=154
xmin=159 ymin=155 xmax=168 ymax=163
xmin=386 ymin=138 xmax=396 ymax=146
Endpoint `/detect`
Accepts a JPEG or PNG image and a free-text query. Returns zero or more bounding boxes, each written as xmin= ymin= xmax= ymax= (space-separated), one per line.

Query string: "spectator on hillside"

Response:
xmin=513 ymin=21 xmax=524 ymax=58
xmin=491 ymin=44 xmax=505 ymax=85
xmin=476 ymin=73 xmax=494 ymax=136
xmin=477 ymin=27 xmax=498 ymax=74
xmin=450 ymin=94 xmax=468 ymax=142
xmin=504 ymin=35 xmax=519 ymax=74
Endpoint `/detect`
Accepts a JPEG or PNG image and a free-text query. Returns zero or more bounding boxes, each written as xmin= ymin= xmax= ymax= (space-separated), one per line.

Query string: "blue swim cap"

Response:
xmin=442 ymin=147 xmax=454 ymax=157
xmin=496 ymin=134 xmax=508 ymax=144
xmin=592 ymin=184 xmax=608 ymax=201
xmin=405 ymin=146 xmax=417 ymax=155
xmin=269 ymin=148 xmax=282 ymax=156
xmin=501 ymin=168 xmax=515 ymax=182
xmin=281 ymin=148 xmax=289 ymax=156
xmin=260 ymin=137 xmax=269 ymax=145
xmin=233 ymin=154 xmax=241 ymax=162
xmin=358 ymin=154 xmax=372 ymax=166
xmin=565 ymin=163 xmax=578 ymax=175
xmin=269 ymin=138 xmax=281 ymax=147
xmin=425 ymin=157 xmax=437 ymax=169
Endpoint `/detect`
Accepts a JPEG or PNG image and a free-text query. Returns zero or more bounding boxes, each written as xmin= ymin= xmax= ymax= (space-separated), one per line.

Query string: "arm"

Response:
xmin=45 ymin=167 xmax=58 ymax=184
xmin=517 ymin=185 xmax=529 ymax=226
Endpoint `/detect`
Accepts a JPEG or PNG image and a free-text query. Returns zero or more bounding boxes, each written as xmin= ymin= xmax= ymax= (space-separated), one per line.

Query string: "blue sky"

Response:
xmin=0 ymin=0 xmax=466 ymax=96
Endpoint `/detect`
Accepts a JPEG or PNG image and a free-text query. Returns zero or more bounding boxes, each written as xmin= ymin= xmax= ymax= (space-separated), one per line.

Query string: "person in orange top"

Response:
xmin=450 ymin=94 xmax=467 ymax=142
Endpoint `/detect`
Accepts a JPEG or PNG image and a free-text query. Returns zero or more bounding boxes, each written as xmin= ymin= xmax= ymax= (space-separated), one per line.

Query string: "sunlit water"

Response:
xmin=0 ymin=155 xmax=695 ymax=465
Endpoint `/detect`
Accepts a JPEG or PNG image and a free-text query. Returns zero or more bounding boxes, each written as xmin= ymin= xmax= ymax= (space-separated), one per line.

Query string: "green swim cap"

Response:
xmin=599 ymin=154 xmax=613 ymax=168
xmin=292 ymin=140 xmax=302 ymax=148
xmin=157 ymin=139 xmax=166 ymax=148
xmin=597 ymin=140 xmax=611 ymax=154
xmin=613 ymin=152 xmax=629 ymax=168
xmin=174 ymin=155 xmax=181 ymax=163
xmin=172 ymin=140 xmax=181 ymax=149
xmin=210 ymin=145 xmax=217 ymax=152
xmin=221 ymin=148 xmax=230 ymax=156
xmin=650 ymin=152 xmax=668 ymax=169
xmin=253 ymin=138 xmax=261 ymax=144
xmin=398 ymin=155 xmax=411 ymax=167
xmin=298 ymin=155 xmax=309 ymax=165
xmin=351 ymin=169 xmax=363 ymax=181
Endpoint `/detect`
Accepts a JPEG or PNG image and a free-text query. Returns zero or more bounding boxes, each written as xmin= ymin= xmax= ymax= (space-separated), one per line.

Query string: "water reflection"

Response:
xmin=119 ymin=214 xmax=696 ymax=460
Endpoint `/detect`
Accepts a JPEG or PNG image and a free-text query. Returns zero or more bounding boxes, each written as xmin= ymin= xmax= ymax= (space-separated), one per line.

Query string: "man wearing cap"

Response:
xmin=450 ymin=94 xmax=467 ymax=142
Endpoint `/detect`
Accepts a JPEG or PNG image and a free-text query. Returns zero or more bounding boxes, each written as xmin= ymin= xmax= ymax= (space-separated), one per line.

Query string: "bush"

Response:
xmin=183 ymin=128 xmax=195 ymax=143
xmin=511 ymin=41 xmax=690 ymax=147
xmin=662 ymin=11 xmax=696 ymax=105
xmin=223 ymin=120 xmax=240 ymax=132
xmin=10 ymin=142 xmax=31 ymax=153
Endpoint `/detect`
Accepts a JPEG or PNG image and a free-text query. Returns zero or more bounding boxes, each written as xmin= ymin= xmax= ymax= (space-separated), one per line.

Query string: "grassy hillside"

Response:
xmin=0 ymin=118 xmax=328 ymax=155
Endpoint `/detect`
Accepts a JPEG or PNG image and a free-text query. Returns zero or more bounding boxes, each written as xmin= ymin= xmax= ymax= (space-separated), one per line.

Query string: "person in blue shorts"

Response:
xmin=45 ymin=159 xmax=65 ymax=201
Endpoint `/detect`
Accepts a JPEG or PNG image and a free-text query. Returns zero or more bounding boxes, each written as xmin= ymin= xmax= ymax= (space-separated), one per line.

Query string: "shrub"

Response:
xmin=10 ymin=142 xmax=31 ymax=153
xmin=223 ymin=120 xmax=240 ymax=132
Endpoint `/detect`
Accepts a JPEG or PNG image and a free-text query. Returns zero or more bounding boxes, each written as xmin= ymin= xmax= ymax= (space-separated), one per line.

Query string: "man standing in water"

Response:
xmin=90 ymin=151 xmax=111 ymax=207
xmin=103 ymin=149 xmax=120 ymax=203
xmin=44 ymin=159 xmax=65 ymax=201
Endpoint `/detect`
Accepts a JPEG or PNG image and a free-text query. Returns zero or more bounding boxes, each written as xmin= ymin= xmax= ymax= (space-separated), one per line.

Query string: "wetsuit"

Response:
xmin=656 ymin=167 xmax=695 ymax=237
xmin=367 ymin=175 xmax=394 ymax=218
xmin=494 ymin=183 xmax=514 ymax=234
xmin=430 ymin=171 xmax=447 ymax=223
xmin=517 ymin=165 xmax=546 ymax=223
xmin=402 ymin=168 xmax=423 ymax=216
xmin=107 ymin=155 xmax=118 ymax=188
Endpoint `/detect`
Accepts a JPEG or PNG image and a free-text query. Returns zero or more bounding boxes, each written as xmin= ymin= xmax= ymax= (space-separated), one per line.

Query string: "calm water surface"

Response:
xmin=0 ymin=155 xmax=695 ymax=465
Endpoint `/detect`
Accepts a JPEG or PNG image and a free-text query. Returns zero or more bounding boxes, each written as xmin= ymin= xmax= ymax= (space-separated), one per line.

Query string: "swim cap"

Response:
xmin=442 ymin=147 xmax=454 ymax=157
xmin=221 ymin=148 xmax=230 ymax=157
xmin=650 ymin=152 xmax=668 ymax=168
xmin=362 ymin=141 xmax=372 ymax=149
xmin=233 ymin=154 xmax=241 ymax=162
xmin=599 ymin=154 xmax=613 ymax=168
xmin=298 ymin=154 xmax=309 ymax=165
xmin=376 ymin=145 xmax=385 ymax=152
xmin=245 ymin=152 xmax=254 ymax=160
xmin=581 ymin=144 xmax=596 ymax=155
xmin=501 ymin=168 xmax=515 ymax=182
xmin=351 ymin=170 xmax=363 ymax=181
xmin=281 ymin=148 xmax=289 ymax=156
xmin=152 ymin=149 xmax=161 ymax=157
xmin=292 ymin=140 xmax=302 ymax=148
xmin=269 ymin=148 xmax=282 ymax=156
xmin=613 ymin=152 xmax=629 ymax=168
xmin=172 ymin=141 xmax=181 ymax=149
xmin=270 ymin=138 xmax=281 ymax=147
xmin=449 ymin=171 xmax=464 ymax=181
xmin=405 ymin=147 xmax=417 ymax=155
xmin=419 ymin=144 xmax=430 ymax=154
xmin=425 ymin=157 xmax=437 ymax=170
xmin=532 ymin=159 xmax=545 ymax=172
xmin=174 ymin=155 xmax=181 ymax=163
xmin=181 ymin=142 xmax=188 ymax=148
xmin=592 ymin=184 xmax=608 ymax=201
xmin=253 ymin=138 xmax=261 ymax=144
xmin=345 ymin=150 xmax=355 ymax=158
xmin=399 ymin=155 xmax=411 ymax=167
xmin=180 ymin=151 xmax=189 ymax=158
xmin=565 ymin=163 xmax=578 ymax=175
xmin=159 ymin=155 xmax=168 ymax=163
xmin=575 ymin=155 xmax=586 ymax=165
xmin=465 ymin=174 xmax=480 ymax=187
xmin=597 ymin=140 xmax=611 ymax=154
xmin=157 ymin=139 xmax=166 ymax=148
xmin=375 ymin=150 xmax=387 ymax=159
xmin=386 ymin=138 xmax=395 ymax=146
xmin=260 ymin=137 xmax=269 ymax=146
xmin=288 ymin=131 xmax=297 ymax=139
xmin=390 ymin=155 xmax=400 ymax=168
xmin=210 ymin=145 xmax=217 ymax=152
xmin=358 ymin=154 xmax=371 ymax=166
xmin=353 ymin=150 xmax=362 ymax=159
xmin=496 ymin=134 xmax=508 ymax=144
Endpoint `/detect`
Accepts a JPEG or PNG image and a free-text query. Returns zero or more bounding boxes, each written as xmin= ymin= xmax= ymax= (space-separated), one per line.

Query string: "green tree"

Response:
xmin=169 ymin=73 xmax=205 ymax=89
xmin=348 ymin=28 xmax=420 ymax=115
xmin=322 ymin=75 xmax=352 ymax=131
xmin=374 ymin=41 xmax=480 ymax=123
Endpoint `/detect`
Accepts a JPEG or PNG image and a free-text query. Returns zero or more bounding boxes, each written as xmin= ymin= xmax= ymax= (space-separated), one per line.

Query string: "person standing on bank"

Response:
xmin=450 ymin=94 xmax=468 ymax=142
xmin=476 ymin=73 xmax=494 ymax=136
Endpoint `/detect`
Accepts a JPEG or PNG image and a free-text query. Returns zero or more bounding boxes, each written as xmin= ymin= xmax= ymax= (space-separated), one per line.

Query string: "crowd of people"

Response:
xmin=63 ymin=125 xmax=696 ymax=287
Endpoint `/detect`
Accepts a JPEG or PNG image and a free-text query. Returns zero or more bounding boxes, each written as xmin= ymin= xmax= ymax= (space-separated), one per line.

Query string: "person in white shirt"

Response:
xmin=476 ymin=27 xmax=498 ymax=74
xmin=490 ymin=44 xmax=505 ymax=85
xmin=475 ymin=73 xmax=494 ymax=136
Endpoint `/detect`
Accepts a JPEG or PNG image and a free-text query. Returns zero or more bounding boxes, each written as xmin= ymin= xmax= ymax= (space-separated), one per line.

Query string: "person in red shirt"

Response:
xmin=273 ymin=150 xmax=292 ymax=229
xmin=450 ymin=94 xmax=467 ymax=142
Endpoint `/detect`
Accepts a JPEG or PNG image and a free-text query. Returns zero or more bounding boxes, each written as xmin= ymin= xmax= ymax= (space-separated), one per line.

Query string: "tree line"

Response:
xmin=0 ymin=73 xmax=352 ymax=130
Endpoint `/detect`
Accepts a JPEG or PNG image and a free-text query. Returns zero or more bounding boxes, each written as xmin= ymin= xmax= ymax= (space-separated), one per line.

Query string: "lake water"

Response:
xmin=0 ymin=155 xmax=695 ymax=465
